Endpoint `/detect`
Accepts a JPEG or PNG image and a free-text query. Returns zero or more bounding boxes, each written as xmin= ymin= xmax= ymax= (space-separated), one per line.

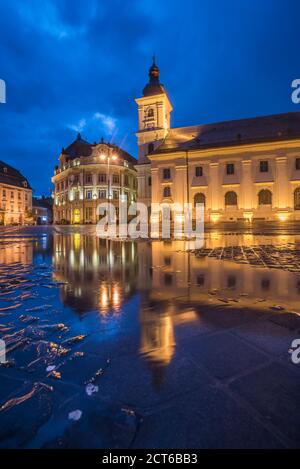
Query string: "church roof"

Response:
xmin=63 ymin=133 xmax=93 ymax=158
xmin=0 ymin=160 xmax=31 ymax=189
xmin=152 ymin=111 xmax=300 ymax=154
xmin=62 ymin=134 xmax=137 ymax=165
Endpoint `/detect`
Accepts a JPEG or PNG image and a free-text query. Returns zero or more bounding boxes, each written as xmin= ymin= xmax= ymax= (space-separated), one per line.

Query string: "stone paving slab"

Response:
xmin=232 ymin=319 xmax=296 ymax=357
xmin=181 ymin=331 xmax=269 ymax=380
xmin=93 ymin=352 xmax=213 ymax=412
xmin=230 ymin=362 xmax=300 ymax=446
xmin=132 ymin=387 xmax=283 ymax=449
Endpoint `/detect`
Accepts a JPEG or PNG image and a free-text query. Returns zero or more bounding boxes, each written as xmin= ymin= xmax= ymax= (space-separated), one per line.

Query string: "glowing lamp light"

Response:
xmin=243 ymin=211 xmax=253 ymax=222
xmin=277 ymin=211 xmax=289 ymax=222
xmin=111 ymin=155 xmax=117 ymax=161
xmin=175 ymin=213 xmax=184 ymax=223
xmin=210 ymin=212 xmax=220 ymax=223
xmin=100 ymin=154 xmax=106 ymax=161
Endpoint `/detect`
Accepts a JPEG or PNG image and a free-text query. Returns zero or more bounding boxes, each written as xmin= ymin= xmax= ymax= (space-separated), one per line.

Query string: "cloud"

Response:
xmin=68 ymin=118 xmax=87 ymax=133
xmin=93 ymin=112 xmax=117 ymax=135
xmin=0 ymin=0 xmax=299 ymax=195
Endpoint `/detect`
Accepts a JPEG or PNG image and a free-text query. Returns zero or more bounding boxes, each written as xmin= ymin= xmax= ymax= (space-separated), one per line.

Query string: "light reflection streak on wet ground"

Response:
xmin=0 ymin=225 xmax=300 ymax=448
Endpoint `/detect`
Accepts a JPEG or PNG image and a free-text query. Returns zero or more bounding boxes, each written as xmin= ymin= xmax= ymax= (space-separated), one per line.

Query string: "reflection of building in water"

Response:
xmin=138 ymin=240 xmax=300 ymax=304
xmin=0 ymin=241 xmax=33 ymax=265
xmin=137 ymin=240 xmax=300 ymax=384
xmin=52 ymin=234 xmax=137 ymax=314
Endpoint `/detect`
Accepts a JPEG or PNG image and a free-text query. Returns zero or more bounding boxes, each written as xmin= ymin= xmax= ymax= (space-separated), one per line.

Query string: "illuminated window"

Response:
xmin=86 ymin=190 xmax=92 ymax=200
xmin=99 ymin=173 xmax=106 ymax=183
xmin=112 ymin=174 xmax=119 ymax=184
xmin=258 ymin=189 xmax=272 ymax=206
xmin=294 ymin=188 xmax=300 ymax=210
xmin=99 ymin=189 xmax=106 ymax=199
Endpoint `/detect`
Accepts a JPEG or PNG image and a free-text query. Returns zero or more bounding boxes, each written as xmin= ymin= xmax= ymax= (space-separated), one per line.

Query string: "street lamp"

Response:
xmin=99 ymin=153 xmax=118 ymax=200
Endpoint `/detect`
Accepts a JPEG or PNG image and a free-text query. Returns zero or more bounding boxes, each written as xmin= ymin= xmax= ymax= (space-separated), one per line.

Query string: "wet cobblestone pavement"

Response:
xmin=0 ymin=226 xmax=300 ymax=448
xmin=193 ymin=244 xmax=300 ymax=274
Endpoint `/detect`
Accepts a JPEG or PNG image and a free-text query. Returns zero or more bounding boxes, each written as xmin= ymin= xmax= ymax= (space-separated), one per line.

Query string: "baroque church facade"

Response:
xmin=136 ymin=61 xmax=300 ymax=223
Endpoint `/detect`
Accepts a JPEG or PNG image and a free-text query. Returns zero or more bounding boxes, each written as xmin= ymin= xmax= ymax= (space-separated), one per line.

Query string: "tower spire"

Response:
xmin=143 ymin=57 xmax=165 ymax=96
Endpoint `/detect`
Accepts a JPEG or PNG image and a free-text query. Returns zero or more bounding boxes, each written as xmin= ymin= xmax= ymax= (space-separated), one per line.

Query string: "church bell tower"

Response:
xmin=135 ymin=58 xmax=173 ymax=208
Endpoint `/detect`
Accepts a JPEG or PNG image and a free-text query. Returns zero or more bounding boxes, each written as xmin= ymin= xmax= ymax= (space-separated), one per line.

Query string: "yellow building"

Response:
xmin=52 ymin=135 xmax=137 ymax=224
xmin=0 ymin=161 xmax=32 ymax=225
xmin=136 ymin=61 xmax=300 ymax=222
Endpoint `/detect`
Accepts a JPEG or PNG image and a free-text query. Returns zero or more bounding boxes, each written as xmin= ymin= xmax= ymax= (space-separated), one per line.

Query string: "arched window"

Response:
xmin=163 ymin=186 xmax=171 ymax=198
xmin=294 ymin=188 xmax=300 ymax=210
xmin=194 ymin=193 xmax=206 ymax=207
xmin=148 ymin=142 xmax=154 ymax=154
xmin=225 ymin=191 xmax=237 ymax=206
xmin=147 ymin=108 xmax=154 ymax=118
xmin=258 ymin=189 xmax=272 ymax=206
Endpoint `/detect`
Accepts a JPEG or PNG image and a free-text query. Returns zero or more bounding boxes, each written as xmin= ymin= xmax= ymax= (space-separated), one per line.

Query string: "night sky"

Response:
xmin=0 ymin=0 xmax=300 ymax=194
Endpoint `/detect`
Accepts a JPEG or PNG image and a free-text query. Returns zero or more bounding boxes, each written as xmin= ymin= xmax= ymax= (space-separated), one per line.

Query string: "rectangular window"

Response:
xmin=99 ymin=173 xmax=106 ymax=183
xmin=11 ymin=191 xmax=14 ymax=198
xmin=195 ymin=166 xmax=203 ymax=177
xmin=85 ymin=174 xmax=92 ymax=184
xmin=86 ymin=190 xmax=92 ymax=200
xmin=124 ymin=175 xmax=129 ymax=186
xmin=260 ymin=161 xmax=269 ymax=172
xmin=99 ymin=189 xmax=106 ymax=199
xmin=113 ymin=190 xmax=119 ymax=200
xmin=112 ymin=174 xmax=119 ymax=184
xmin=85 ymin=207 xmax=93 ymax=220
xmin=296 ymin=158 xmax=300 ymax=170
xmin=2 ymin=190 xmax=6 ymax=198
xmin=148 ymin=177 xmax=152 ymax=186
xmin=163 ymin=168 xmax=171 ymax=179
xmin=226 ymin=164 xmax=234 ymax=175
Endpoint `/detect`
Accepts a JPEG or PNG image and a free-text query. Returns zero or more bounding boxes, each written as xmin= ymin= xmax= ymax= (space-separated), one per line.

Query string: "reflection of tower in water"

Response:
xmin=139 ymin=300 xmax=176 ymax=389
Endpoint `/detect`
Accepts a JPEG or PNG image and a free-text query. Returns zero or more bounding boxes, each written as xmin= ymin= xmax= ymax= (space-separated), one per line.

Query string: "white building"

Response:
xmin=136 ymin=61 xmax=300 ymax=222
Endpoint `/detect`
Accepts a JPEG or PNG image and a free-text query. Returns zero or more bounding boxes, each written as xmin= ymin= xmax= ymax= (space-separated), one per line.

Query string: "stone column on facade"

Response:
xmin=275 ymin=156 xmax=288 ymax=209
xmin=208 ymin=162 xmax=220 ymax=212
xmin=150 ymin=168 xmax=159 ymax=204
xmin=175 ymin=164 xmax=188 ymax=207
xmin=156 ymin=101 xmax=163 ymax=128
xmin=241 ymin=159 xmax=253 ymax=211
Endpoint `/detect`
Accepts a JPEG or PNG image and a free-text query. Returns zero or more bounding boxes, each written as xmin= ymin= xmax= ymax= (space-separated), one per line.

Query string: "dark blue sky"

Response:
xmin=0 ymin=0 xmax=300 ymax=194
